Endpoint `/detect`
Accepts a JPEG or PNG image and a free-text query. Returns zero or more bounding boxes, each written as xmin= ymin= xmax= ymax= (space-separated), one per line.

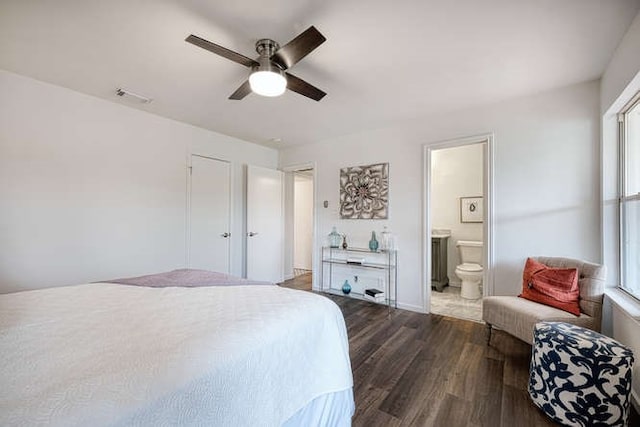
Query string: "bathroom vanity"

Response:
xmin=431 ymin=235 xmax=449 ymax=292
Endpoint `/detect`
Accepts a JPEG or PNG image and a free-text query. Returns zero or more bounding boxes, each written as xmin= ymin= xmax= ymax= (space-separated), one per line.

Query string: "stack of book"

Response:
xmin=364 ymin=288 xmax=386 ymax=303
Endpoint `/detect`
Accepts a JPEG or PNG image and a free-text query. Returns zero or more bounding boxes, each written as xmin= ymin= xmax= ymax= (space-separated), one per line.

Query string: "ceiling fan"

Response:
xmin=185 ymin=26 xmax=327 ymax=101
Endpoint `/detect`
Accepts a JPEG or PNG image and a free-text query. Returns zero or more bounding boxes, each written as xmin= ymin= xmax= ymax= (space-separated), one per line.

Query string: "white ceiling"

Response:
xmin=1 ymin=0 xmax=639 ymax=148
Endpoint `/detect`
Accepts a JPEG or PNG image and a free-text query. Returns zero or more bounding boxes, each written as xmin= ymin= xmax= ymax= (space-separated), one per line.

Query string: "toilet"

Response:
xmin=455 ymin=240 xmax=483 ymax=300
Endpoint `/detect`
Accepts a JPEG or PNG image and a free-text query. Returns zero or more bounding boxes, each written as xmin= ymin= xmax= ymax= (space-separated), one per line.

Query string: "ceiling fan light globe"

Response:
xmin=249 ymin=71 xmax=287 ymax=97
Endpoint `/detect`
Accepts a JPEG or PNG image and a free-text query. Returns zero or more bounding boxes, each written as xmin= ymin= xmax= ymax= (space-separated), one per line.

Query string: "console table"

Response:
xmin=320 ymin=246 xmax=397 ymax=308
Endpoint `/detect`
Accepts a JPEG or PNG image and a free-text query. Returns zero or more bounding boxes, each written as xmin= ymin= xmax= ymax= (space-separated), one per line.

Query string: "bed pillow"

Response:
xmin=518 ymin=258 xmax=580 ymax=316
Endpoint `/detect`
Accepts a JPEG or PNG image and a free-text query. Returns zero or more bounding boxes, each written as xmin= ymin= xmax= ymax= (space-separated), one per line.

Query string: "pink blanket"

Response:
xmin=103 ymin=269 xmax=274 ymax=288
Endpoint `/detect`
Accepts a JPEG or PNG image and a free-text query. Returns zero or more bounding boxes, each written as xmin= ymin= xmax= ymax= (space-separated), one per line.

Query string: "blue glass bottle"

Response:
xmin=369 ymin=231 xmax=379 ymax=252
xmin=342 ymin=280 xmax=352 ymax=295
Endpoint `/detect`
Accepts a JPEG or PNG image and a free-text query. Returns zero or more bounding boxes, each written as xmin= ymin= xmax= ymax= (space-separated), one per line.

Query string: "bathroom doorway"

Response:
xmin=283 ymin=164 xmax=316 ymax=291
xmin=423 ymin=134 xmax=494 ymax=321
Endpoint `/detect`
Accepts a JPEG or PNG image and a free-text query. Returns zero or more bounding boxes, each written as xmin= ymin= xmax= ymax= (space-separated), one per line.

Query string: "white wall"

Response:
xmin=601 ymin=11 xmax=640 ymax=288
xmin=601 ymin=12 xmax=640 ymax=116
xmin=280 ymin=80 xmax=600 ymax=312
xmin=0 ymin=70 xmax=277 ymax=293
xmin=294 ymin=173 xmax=313 ymax=271
xmin=431 ymin=144 xmax=483 ymax=284
xmin=606 ymin=294 xmax=640 ymax=412
xmin=600 ymin=9 xmax=640 ymax=411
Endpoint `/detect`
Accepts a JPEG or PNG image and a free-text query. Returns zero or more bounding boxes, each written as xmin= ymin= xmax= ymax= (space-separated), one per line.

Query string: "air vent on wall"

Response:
xmin=115 ymin=88 xmax=153 ymax=104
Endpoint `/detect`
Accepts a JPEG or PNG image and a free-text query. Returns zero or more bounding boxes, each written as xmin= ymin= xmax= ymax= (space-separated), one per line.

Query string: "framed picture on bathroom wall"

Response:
xmin=460 ymin=196 xmax=483 ymax=223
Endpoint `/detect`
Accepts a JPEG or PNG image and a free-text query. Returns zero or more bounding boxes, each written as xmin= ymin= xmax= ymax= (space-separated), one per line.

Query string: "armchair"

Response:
xmin=483 ymin=256 xmax=606 ymax=345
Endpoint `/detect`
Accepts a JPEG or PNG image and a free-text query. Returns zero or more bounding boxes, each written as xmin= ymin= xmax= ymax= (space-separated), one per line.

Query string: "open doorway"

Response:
xmin=283 ymin=166 xmax=315 ymax=291
xmin=424 ymin=134 xmax=494 ymax=321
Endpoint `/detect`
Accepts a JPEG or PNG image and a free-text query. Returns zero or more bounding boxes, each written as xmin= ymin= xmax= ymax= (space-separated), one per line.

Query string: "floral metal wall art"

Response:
xmin=339 ymin=163 xmax=389 ymax=219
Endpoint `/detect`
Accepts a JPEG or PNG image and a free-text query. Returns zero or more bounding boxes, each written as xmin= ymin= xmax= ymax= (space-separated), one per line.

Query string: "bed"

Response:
xmin=0 ymin=270 xmax=354 ymax=426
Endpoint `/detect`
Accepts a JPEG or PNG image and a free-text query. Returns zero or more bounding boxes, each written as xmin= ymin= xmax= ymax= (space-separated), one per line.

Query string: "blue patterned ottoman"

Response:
xmin=529 ymin=322 xmax=635 ymax=426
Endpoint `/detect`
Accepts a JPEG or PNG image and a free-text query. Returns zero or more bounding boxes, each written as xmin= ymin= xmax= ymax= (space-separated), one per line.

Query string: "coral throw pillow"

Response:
xmin=519 ymin=258 xmax=581 ymax=316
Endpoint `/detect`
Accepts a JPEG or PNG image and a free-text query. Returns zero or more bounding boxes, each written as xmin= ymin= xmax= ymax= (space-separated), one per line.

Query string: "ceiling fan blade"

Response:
xmin=185 ymin=34 xmax=258 ymax=68
xmin=285 ymin=72 xmax=326 ymax=101
xmin=228 ymin=80 xmax=252 ymax=100
xmin=271 ymin=26 xmax=326 ymax=70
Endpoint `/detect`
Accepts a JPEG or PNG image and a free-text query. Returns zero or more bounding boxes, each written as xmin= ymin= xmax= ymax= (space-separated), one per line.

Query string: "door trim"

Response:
xmin=422 ymin=133 xmax=495 ymax=313
xmin=186 ymin=154 xmax=233 ymax=273
xmin=281 ymin=162 xmax=318 ymax=289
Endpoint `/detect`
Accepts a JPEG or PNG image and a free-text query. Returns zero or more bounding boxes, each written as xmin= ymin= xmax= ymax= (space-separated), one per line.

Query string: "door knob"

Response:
xmin=248 ymin=231 xmax=258 ymax=237
xmin=221 ymin=232 xmax=230 ymax=238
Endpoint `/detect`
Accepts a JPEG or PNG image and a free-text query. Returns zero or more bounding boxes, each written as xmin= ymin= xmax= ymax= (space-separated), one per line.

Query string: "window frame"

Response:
xmin=618 ymin=92 xmax=640 ymax=301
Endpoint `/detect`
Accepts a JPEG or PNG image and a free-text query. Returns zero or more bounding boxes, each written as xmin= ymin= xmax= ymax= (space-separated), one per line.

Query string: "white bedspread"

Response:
xmin=0 ymin=283 xmax=353 ymax=426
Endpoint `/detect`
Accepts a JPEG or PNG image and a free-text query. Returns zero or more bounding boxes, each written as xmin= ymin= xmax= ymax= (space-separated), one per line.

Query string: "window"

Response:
xmin=620 ymin=95 xmax=640 ymax=300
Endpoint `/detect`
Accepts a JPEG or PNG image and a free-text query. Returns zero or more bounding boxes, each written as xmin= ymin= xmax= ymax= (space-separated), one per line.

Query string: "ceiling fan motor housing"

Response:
xmin=255 ymin=39 xmax=279 ymax=57
xmin=253 ymin=39 xmax=284 ymax=74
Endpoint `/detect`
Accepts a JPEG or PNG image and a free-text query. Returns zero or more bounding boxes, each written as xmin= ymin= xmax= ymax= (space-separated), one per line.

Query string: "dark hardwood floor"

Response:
xmin=281 ymin=274 xmax=639 ymax=427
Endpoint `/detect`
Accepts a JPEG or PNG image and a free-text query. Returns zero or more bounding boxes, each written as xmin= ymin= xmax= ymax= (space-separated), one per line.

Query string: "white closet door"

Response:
xmin=294 ymin=173 xmax=313 ymax=271
xmin=189 ymin=155 xmax=231 ymax=272
xmin=246 ymin=165 xmax=284 ymax=283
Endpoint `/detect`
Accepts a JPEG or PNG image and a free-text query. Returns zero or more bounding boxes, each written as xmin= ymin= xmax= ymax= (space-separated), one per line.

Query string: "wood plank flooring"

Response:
xmin=281 ymin=274 xmax=639 ymax=426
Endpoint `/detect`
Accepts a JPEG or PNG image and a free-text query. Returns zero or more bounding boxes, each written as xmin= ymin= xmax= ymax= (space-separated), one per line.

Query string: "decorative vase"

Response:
xmin=328 ymin=227 xmax=341 ymax=248
xmin=369 ymin=231 xmax=379 ymax=252
xmin=342 ymin=235 xmax=348 ymax=249
xmin=380 ymin=226 xmax=390 ymax=251
xmin=342 ymin=280 xmax=351 ymax=294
